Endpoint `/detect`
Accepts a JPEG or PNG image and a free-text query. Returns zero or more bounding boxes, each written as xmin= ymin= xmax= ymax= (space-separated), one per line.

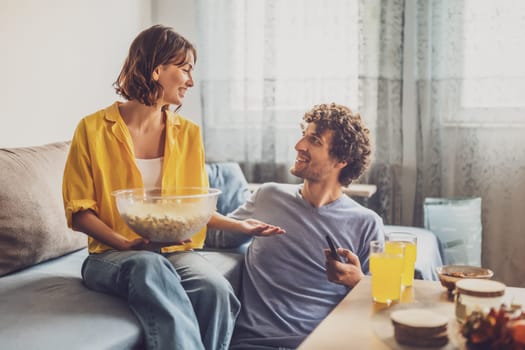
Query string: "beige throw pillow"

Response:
xmin=0 ymin=142 xmax=86 ymax=276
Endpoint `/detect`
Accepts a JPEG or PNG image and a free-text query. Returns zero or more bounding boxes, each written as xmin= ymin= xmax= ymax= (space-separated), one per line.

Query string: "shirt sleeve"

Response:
xmin=62 ymin=119 xmax=98 ymax=228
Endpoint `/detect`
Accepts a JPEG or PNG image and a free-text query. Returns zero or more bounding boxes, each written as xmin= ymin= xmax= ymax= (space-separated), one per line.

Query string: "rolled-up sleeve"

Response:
xmin=62 ymin=119 xmax=98 ymax=228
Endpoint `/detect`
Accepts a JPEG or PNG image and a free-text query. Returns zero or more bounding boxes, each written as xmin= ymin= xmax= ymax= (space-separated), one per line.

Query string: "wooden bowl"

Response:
xmin=436 ymin=265 xmax=494 ymax=294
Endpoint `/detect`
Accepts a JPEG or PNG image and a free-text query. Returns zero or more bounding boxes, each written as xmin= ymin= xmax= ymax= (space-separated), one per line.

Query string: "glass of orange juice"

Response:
xmin=386 ymin=232 xmax=417 ymax=287
xmin=370 ymin=240 xmax=404 ymax=304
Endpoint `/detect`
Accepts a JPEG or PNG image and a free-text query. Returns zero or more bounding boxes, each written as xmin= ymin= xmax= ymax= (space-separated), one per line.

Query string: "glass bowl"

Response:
xmin=112 ymin=187 xmax=221 ymax=243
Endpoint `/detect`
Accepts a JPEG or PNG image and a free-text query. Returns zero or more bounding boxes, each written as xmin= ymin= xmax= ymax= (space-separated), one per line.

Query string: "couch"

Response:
xmin=0 ymin=141 xmax=442 ymax=350
xmin=0 ymin=142 xmax=247 ymax=350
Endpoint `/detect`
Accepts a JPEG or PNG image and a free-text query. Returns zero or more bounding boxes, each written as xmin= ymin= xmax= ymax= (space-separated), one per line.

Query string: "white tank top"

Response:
xmin=135 ymin=157 xmax=163 ymax=188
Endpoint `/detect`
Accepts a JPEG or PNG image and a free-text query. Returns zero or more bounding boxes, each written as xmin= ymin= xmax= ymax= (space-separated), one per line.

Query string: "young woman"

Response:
xmin=62 ymin=25 xmax=283 ymax=350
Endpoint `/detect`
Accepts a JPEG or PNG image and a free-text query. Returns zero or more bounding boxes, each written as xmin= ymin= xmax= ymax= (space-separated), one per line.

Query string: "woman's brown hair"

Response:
xmin=114 ymin=25 xmax=196 ymax=109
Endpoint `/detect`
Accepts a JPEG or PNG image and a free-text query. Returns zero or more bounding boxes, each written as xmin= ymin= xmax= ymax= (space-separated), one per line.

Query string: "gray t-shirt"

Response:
xmin=226 ymin=183 xmax=384 ymax=349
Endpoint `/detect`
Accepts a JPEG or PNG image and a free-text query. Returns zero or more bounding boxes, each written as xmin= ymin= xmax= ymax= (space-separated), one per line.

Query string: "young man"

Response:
xmin=210 ymin=103 xmax=384 ymax=349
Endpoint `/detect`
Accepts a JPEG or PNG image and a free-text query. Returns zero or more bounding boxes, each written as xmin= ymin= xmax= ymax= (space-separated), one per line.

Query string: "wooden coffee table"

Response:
xmin=298 ymin=276 xmax=525 ymax=349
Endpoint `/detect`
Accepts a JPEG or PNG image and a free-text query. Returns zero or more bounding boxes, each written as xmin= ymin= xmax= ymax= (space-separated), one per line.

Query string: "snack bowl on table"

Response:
xmin=436 ymin=265 xmax=494 ymax=295
xmin=112 ymin=187 xmax=221 ymax=243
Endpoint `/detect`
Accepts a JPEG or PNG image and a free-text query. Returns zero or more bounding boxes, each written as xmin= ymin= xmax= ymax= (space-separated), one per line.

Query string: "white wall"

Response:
xmin=1 ymin=0 xmax=152 ymax=147
xmin=153 ymin=0 xmax=202 ymax=126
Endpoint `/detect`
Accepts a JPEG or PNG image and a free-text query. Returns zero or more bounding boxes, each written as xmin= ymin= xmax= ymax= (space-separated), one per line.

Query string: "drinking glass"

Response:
xmin=369 ymin=240 xmax=404 ymax=304
xmin=386 ymin=232 xmax=418 ymax=287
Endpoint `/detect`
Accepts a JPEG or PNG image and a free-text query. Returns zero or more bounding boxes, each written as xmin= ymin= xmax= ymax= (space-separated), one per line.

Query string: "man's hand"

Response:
xmin=324 ymin=248 xmax=364 ymax=288
xmin=240 ymin=219 xmax=286 ymax=236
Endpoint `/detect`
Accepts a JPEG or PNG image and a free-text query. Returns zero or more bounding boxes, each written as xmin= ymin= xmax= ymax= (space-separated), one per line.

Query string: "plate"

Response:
xmin=370 ymin=302 xmax=466 ymax=349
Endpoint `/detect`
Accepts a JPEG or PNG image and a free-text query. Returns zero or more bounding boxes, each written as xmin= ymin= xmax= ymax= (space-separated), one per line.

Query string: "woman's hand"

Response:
xmin=324 ymin=248 xmax=364 ymax=288
xmin=121 ymin=237 xmax=192 ymax=251
xmin=207 ymin=213 xmax=285 ymax=236
xmin=72 ymin=209 xmax=193 ymax=252
xmin=240 ymin=219 xmax=286 ymax=236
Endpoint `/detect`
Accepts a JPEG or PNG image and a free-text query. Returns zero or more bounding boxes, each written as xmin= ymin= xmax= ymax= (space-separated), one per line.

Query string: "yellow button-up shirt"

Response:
xmin=62 ymin=102 xmax=209 ymax=254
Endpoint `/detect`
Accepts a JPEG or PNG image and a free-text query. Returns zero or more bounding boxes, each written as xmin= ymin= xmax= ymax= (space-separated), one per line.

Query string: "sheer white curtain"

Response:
xmin=412 ymin=0 xmax=525 ymax=287
xmin=359 ymin=0 xmax=406 ymax=223
xmin=365 ymin=0 xmax=525 ymax=286
xmin=196 ymin=0 xmax=359 ymax=182
xmin=196 ymin=0 xmax=525 ymax=287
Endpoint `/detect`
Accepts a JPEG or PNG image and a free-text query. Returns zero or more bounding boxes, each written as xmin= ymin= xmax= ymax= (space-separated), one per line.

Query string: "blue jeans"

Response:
xmin=81 ymin=250 xmax=240 ymax=350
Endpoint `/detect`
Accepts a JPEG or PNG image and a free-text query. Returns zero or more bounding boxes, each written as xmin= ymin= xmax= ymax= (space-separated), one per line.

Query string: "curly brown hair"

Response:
xmin=302 ymin=103 xmax=371 ymax=186
xmin=113 ymin=25 xmax=196 ymax=109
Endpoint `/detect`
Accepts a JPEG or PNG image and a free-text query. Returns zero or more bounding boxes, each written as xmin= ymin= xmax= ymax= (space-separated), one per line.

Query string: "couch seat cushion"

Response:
xmin=0 ymin=249 xmax=142 ymax=350
xmin=0 ymin=248 xmax=245 ymax=350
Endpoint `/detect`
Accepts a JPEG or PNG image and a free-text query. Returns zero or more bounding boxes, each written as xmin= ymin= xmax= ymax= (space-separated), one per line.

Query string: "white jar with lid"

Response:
xmin=455 ymin=278 xmax=506 ymax=323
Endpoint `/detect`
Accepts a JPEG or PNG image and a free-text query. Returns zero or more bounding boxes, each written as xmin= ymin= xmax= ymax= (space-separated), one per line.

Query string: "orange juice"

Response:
xmin=385 ymin=241 xmax=405 ymax=255
xmin=386 ymin=234 xmax=418 ymax=287
xmin=401 ymin=242 xmax=417 ymax=286
xmin=370 ymin=251 xmax=404 ymax=304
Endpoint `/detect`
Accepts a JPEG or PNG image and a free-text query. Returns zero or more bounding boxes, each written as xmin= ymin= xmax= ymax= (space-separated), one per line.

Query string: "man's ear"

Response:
xmin=336 ymin=160 xmax=347 ymax=169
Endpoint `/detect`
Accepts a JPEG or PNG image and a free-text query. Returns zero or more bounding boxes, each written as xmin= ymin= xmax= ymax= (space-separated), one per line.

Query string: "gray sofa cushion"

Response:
xmin=0 ymin=142 xmax=86 ymax=276
xmin=0 ymin=249 xmax=142 ymax=350
xmin=0 ymin=248 xmax=243 ymax=350
xmin=205 ymin=162 xmax=251 ymax=216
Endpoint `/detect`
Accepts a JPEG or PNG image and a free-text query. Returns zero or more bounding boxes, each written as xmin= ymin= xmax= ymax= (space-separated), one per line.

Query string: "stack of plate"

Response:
xmin=390 ymin=309 xmax=449 ymax=347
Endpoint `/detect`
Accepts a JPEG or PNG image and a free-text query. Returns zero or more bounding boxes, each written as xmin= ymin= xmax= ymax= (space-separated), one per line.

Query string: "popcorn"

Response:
xmin=121 ymin=202 xmax=211 ymax=243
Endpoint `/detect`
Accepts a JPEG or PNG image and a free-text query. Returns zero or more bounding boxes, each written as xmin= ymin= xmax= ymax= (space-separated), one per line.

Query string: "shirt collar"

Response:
xmin=103 ymin=101 xmax=122 ymax=123
xmin=165 ymin=108 xmax=181 ymax=126
xmin=103 ymin=102 xmax=181 ymax=126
